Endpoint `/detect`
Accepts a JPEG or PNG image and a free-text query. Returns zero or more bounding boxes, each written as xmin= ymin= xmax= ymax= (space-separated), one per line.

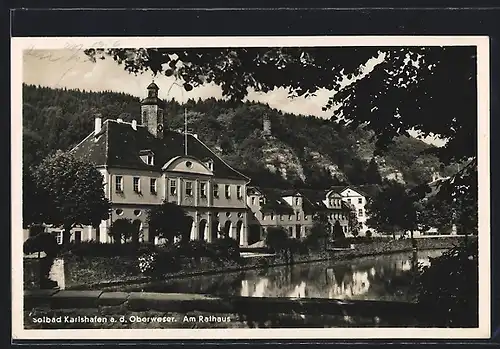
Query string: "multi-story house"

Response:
xmin=246 ymin=186 xmax=351 ymax=244
xmin=327 ymin=186 xmax=371 ymax=236
xmin=65 ymin=82 xmax=251 ymax=245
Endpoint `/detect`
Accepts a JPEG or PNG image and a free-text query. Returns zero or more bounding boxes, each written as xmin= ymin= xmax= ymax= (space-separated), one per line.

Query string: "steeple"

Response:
xmin=141 ymin=81 xmax=164 ymax=139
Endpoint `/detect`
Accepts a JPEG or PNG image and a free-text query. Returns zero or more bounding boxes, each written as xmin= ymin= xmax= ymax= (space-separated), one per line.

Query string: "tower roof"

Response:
xmin=147 ymin=82 xmax=159 ymax=90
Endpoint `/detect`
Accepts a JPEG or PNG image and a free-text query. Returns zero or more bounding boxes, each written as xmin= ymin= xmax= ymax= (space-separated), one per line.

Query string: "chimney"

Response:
xmin=131 ymin=119 xmax=137 ymax=131
xmin=193 ymin=133 xmax=198 ymax=139
xmin=117 ymin=118 xmax=123 ymax=123
xmin=94 ymin=114 xmax=102 ymax=134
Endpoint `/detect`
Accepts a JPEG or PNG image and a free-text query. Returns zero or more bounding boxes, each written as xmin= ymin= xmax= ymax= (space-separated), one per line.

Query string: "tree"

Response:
xmin=84 ymin=46 xmax=475 ymax=163
xmin=366 ymin=180 xmax=421 ymax=239
xmin=366 ymin=157 xmax=382 ymax=184
xmin=32 ymin=151 xmax=111 ymax=244
xmin=348 ymin=208 xmax=362 ymax=238
xmin=147 ymin=201 xmax=192 ymax=244
xmin=108 ymin=218 xmax=137 ymax=244
xmin=86 ymin=47 xmax=477 ymax=216
xmin=264 ymin=226 xmax=290 ymax=254
xmin=307 ymin=212 xmax=330 ymax=250
xmin=332 ymin=220 xmax=345 ymax=240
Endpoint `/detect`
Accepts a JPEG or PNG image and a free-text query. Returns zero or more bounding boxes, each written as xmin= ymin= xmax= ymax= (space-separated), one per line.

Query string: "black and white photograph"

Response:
xmin=11 ymin=36 xmax=490 ymax=339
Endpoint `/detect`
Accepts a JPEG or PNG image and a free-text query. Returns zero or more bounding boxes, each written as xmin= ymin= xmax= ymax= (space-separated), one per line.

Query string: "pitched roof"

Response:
xmin=71 ymin=120 xmax=249 ymax=181
xmin=257 ymin=187 xmax=295 ymax=214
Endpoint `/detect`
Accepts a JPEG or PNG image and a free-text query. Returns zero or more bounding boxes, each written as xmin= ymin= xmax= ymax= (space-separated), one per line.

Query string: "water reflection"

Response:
xmin=128 ymin=250 xmax=445 ymax=302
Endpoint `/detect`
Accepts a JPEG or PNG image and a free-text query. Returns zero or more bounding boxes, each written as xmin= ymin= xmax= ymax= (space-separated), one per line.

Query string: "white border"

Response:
xmin=11 ymin=36 xmax=491 ymax=340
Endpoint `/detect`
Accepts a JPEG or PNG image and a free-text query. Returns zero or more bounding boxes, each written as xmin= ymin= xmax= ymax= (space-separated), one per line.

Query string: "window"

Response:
xmin=53 ymin=231 xmax=62 ymax=245
xmin=186 ymin=161 xmax=193 ymax=168
xmin=74 ymin=231 xmax=82 ymax=244
xmin=280 ymin=215 xmax=284 ymax=221
xmin=358 ymin=198 xmax=363 ymax=204
xmin=347 ymin=198 xmax=351 ymax=203
xmin=295 ymin=197 xmax=300 ymax=205
xmin=289 ymin=215 xmax=293 ymax=221
xmin=261 ymin=213 xmax=265 ymax=220
xmin=133 ymin=177 xmax=141 ymax=193
xmin=200 ymin=182 xmax=207 ymax=198
xmin=270 ymin=213 xmax=274 ymax=220
xmin=205 ymin=160 xmax=213 ymax=171
xmin=237 ymin=185 xmax=242 ymax=199
xmin=358 ymin=209 xmax=363 ymax=217
xmin=134 ymin=209 xmax=142 ymax=217
xmin=213 ymin=184 xmax=219 ymax=198
xmin=170 ymin=179 xmax=177 ymax=196
xmin=304 ymin=215 xmax=308 ymax=220
xmin=150 ymin=178 xmax=157 ymax=194
xmin=296 ymin=212 xmax=301 ymax=221
xmin=251 ymin=197 xmax=255 ymax=205
xmin=225 ymin=185 xmax=231 ymax=198
xmin=115 ymin=175 xmax=123 ymax=192
xmin=115 ymin=209 xmax=124 ymax=216
xmin=185 ymin=181 xmax=193 ymax=196
xmin=147 ymin=155 xmax=154 ymax=165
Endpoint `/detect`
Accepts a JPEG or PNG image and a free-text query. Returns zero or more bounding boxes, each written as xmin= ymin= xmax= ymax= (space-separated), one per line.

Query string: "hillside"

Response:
xmin=22 ymin=84 xmax=456 ymax=189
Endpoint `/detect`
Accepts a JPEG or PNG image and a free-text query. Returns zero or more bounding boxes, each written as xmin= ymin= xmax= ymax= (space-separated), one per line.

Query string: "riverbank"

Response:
xmin=24 ymin=236 xmax=469 ymax=291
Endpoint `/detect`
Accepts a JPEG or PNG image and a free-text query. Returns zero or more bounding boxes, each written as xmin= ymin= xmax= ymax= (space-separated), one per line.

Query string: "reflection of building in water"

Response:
xmin=401 ymin=258 xmax=431 ymax=271
xmin=288 ymin=281 xmax=307 ymax=298
xmin=240 ymin=278 xmax=270 ymax=297
xmin=327 ymin=270 xmax=370 ymax=299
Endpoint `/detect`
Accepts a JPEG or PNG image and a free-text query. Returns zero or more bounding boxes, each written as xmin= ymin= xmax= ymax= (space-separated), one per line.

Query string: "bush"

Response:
xmin=23 ymin=232 xmax=60 ymax=257
xmin=415 ymin=239 xmax=478 ymax=327
xmin=59 ymin=241 xmax=148 ymax=257
xmin=365 ymin=230 xmax=373 ymax=238
xmin=138 ymin=244 xmax=181 ymax=278
xmin=211 ymin=237 xmax=241 ymax=263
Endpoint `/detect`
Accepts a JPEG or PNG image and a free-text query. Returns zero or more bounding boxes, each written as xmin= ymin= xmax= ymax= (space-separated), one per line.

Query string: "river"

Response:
xmin=123 ymin=249 xmax=446 ymax=303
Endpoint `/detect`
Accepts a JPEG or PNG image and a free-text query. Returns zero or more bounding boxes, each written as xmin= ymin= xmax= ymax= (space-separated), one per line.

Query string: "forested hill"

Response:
xmin=22 ymin=84 xmax=455 ymax=189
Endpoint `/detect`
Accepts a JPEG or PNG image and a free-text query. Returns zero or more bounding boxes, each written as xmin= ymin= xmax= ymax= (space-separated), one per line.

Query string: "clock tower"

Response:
xmin=140 ymin=82 xmax=164 ymax=139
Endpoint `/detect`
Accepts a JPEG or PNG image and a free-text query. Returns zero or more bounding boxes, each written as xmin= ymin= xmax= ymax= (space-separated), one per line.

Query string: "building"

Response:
xmin=63 ymin=82 xmax=251 ymax=245
xmin=246 ymin=186 xmax=351 ymax=244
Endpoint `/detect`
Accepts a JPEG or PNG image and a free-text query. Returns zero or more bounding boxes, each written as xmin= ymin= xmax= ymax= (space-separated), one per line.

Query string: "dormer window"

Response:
xmin=140 ymin=150 xmax=155 ymax=166
xmin=204 ymin=159 xmax=214 ymax=171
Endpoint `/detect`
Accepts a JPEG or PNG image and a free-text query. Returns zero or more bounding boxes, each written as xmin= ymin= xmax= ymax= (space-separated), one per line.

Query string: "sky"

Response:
xmin=23 ymin=48 xmax=446 ymax=146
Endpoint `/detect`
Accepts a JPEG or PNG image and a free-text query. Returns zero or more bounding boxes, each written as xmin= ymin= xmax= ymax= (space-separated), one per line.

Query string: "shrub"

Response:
xmin=23 ymin=232 xmax=60 ymax=257
xmin=59 ymin=241 xmax=148 ymax=257
xmin=211 ymin=237 xmax=241 ymax=262
xmin=415 ymin=239 xmax=478 ymax=327
xmin=365 ymin=230 xmax=373 ymax=238
xmin=138 ymin=244 xmax=181 ymax=278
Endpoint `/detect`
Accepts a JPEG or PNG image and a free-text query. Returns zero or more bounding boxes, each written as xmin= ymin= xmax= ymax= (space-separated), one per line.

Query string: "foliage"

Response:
xmin=209 ymin=237 xmax=241 ymax=262
xmin=32 ymin=152 xmax=111 ymax=244
xmin=348 ymin=208 xmax=362 ymax=237
xmin=147 ymin=201 xmax=193 ymax=244
xmin=365 ymin=230 xmax=372 ymax=238
xmin=306 ymin=212 xmax=330 ymax=250
xmin=264 ymin=226 xmax=290 ymax=254
xmin=60 ymin=241 xmax=152 ymax=257
xmin=108 ymin=218 xmax=139 ymax=244
xmin=366 ymin=180 xmax=422 ymax=238
xmin=138 ymin=244 xmax=181 ymax=278
xmin=85 ymin=47 xmax=475 ymax=162
xmin=415 ymin=239 xmax=478 ymax=327
xmin=22 ymin=84 xmax=450 ymax=190
xmin=365 ymin=157 xmax=382 ymax=184
xmin=23 ymin=232 xmax=60 ymax=257
xmin=332 ymin=220 xmax=345 ymax=240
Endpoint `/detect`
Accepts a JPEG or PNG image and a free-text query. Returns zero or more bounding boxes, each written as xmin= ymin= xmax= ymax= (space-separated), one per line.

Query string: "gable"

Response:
xmin=162 ymin=156 xmax=213 ymax=176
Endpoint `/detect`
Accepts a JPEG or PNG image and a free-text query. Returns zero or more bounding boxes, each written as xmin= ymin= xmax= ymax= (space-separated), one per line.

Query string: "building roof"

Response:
xmin=257 ymin=187 xmax=295 ymax=214
xmin=71 ymin=120 xmax=249 ymax=181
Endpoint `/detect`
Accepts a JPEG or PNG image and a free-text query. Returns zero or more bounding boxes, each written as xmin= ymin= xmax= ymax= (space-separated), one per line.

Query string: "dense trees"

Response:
xmin=23 ymin=84 xmax=449 ymax=190
xmin=29 ymin=152 xmax=111 ymax=244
